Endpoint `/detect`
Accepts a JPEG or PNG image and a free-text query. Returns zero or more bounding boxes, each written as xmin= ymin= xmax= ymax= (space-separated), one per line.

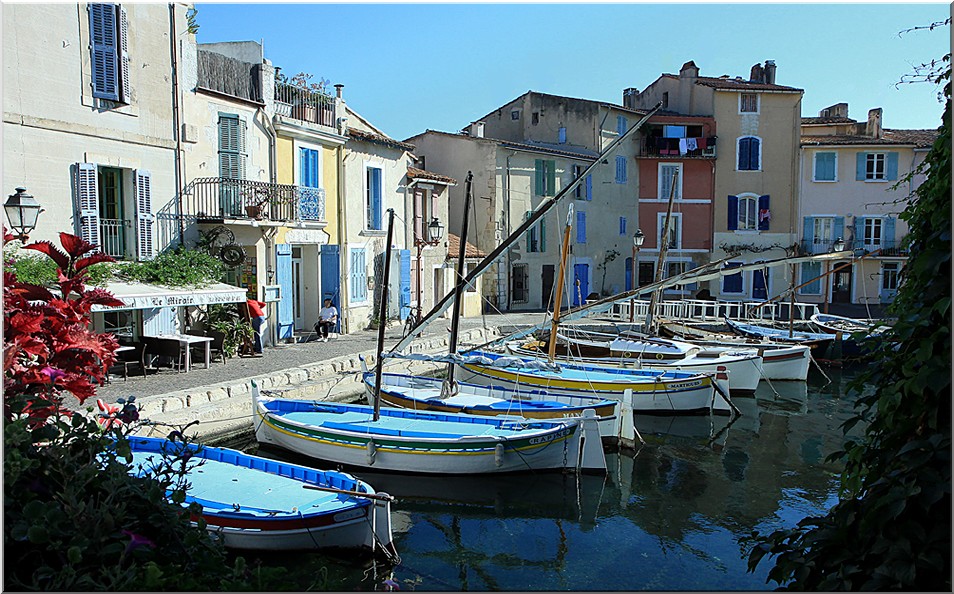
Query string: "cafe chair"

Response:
xmin=142 ymin=336 xmax=185 ymax=373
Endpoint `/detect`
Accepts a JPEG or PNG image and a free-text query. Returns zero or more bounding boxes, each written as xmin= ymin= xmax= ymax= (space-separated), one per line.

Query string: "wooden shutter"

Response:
xmin=534 ymin=160 xmax=544 ymax=196
xmin=617 ymin=116 xmax=627 ymax=136
xmin=524 ymin=211 xmax=531 ymax=251
xmin=833 ymin=216 xmax=845 ymax=244
xmin=218 ymin=115 xmax=245 ymax=180
xmin=757 ymin=195 xmax=770 ymax=231
xmin=802 ymin=216 xmax=814 ymax=245
xmin=738 ymin=138 xmax=750 ymax=170
xmin=539 ymin=216 xmax=546 ymax=252
xmin=545 ymin=160 xmax=556 ymax=196
xmin=117 ymin=4 xmax=130 ymax=103
xmin=856 ymin=152 xmax=867 ymax=180
xmin=585 ymin=175 xmax=592 ymax=201
xmin=413 ymin=188 xmax=424 ymax=241
xmin=886 ymin=152 xmax=899 ymax=181
xmin=615 ymin=156 xmax=627 ymax=183
xmin=749 ymin=138 xmax=760 ymax=170
xmin=75 ymin=163 xmax=101 ymax=249
xmin=276 ymin=244 xmax=294 ymax=340
xmin=884 ymin=216 xmax=896 ymax=247
xmin=576 ymin=210 xmax=586 ymax=244
xmin=727 ymin=195 xmax=739 ymax=231
xmin=350 ymin=249 xmax=367 ymax=303
xmin=558 ymin=127 xmax=566 ymax=144
xmin=89 ymin=3 xmax=119 ymax=100
xmin=134 ymin=169 xmax=154 ymax=261
xmin=369 ymin=168 xmax=382 ymax=230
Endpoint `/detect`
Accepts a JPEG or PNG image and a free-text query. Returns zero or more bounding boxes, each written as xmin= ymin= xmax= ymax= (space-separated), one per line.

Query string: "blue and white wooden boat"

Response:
xmin=126 ymin=436 xmax=395 ymax=554
xmin=454 ymin=350 xmax=733 ymax=415
xmin=253 ymin=381 xmax=606 ymax=475
xmin=724 ymin=317 xmax=834 ymax=356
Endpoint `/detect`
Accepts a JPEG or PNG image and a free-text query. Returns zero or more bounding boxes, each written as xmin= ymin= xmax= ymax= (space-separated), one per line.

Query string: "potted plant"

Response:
xmin=276 ymin=71 xmax=332 ymax=123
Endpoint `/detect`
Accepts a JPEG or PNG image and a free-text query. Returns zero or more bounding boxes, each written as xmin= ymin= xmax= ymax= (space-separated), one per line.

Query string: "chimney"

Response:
xmin=334 ymin=83 xmax=344 ymax=99
xmin=866 ymin=108 xmax=883 ymax=139
xmin=750 ymin=63 xmax=764 ymax=83
xmin=623 ymin=87 xmax=639 ymax=110
xmin=470 ymin=121 xmax=485 ymax=138
xmin=679 ymin=60 xmax=699 ymax=79
xmin=819 ymin=103 xmax=849 ymax=118
xmin=763 ymin=60 xmax=776 ymax=85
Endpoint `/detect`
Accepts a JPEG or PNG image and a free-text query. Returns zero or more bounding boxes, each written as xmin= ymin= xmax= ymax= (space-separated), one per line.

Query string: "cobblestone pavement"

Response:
xmin=78 ymin=312 xmax=552 ymax=409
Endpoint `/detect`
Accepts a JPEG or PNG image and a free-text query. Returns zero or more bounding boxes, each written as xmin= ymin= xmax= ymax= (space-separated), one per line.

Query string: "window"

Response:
xmin=576 ymin=210 xmax=586 ymax=244
xmin=525 ymin=211 xmax=546 ymax=253
xmin=863 ymin=217 xmax=883 ymax=247
xmin=531 ymin=112 xmax=539 ymax=125
xmin=366 ymin=166 xmax=383 ymax=230
xmin=666 ymin=261 xmax=696 ymax=292
xmin=738 ymin=196 xmax=757 ymax=230
xmin=856 ymin=151 xmax=898 ymax=182
xmin=813 ymin=216 xmax=834 ymax=244
xmin=412 ymin=187 xmax=435 ymax=242
xmin=511 ymin=264 xmax=529 ymax=303
xmin=349 ymin=248 xmax=367 ymax=303
xmin=722 ymin=262 xmax=744 ymax=294
xmin=218 ymin=113 xmax=247 ymax=216
xmin=617 ymin=115 xmax=628 ymax=136
xmin=658 ymin=212 xmax=682 ymax=249
xmin=97 ymin=167 xmax=126 ymax=258
xmin=103 ymin=309 xmax=138 ymax=342
xmin=75 ymin=163 xmax=152 ymax=260
xmin=298 ymin=147 xmax=323 ymax=221
xmin=615 ymin=156 xmax=627 ymax=184
xmin=663 ymin=125 xmax=686 ymax=138
xmin=464 ymin=263 xmax=477 ymax=293
xmin=740 ymin=93 xmax=758 ymax=113
xmin=558 ymin=127 xmax=567 ymax=144
xmin=89 ymin=3 xmax=130 ymax=103
xmin=658 ymin=163 xmax=682 ymax=200
xmin=881 ymin=262 xmax=900 ymax=292
xmin=573 ymin=165 xmax=591 ymax=200
xmin=737 ymin=136 xmax=760 ymax=170
xmin=511 ymin=109 xmax=520 ymax=120
xmin=813 ymin=152 xmax=837 ymax=182
xmin=662 ymin=92 xmax=669 ymax=109
xmin=619 ymin=217 xmax=627 ymax=236
xmin=798 ymin=261 xmax=822 ymax=295
xmin=535 ymin=160 xmax=556 ymax=196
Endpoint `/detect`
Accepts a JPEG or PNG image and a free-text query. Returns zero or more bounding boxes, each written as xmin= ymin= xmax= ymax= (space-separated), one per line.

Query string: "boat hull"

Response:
xmin=127 ymin=436 xmax=394 ymax=554
xmin=254 ymin=393 xmax=605 ymax=475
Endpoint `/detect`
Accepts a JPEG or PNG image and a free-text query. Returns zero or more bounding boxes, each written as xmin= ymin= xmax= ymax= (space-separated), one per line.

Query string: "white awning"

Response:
xmin=91 ymin=281 xmax=248 ymax=312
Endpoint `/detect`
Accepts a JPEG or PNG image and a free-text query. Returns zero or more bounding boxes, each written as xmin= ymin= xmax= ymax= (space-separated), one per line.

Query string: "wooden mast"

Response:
xmin=547 ymin=203 xmax=575 ymax=362
xmin=645 ymin=169 xmax=679 ymax=333
xmin=372 ymin=208 xmax=396 ymax=422
xmin=443 ymin=172 xmax=473 ymax=394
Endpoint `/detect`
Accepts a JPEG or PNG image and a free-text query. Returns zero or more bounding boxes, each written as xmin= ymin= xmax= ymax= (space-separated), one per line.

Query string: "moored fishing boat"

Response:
xmin=724 ymin=317 xmax=834 ymax=356
xmin=253 ymin=382 xmax=606 ymax=475
xmin=126 ymin=436 xmax=396 ymax=555
xmin=454 ymin=349 xmax=733 ymax=415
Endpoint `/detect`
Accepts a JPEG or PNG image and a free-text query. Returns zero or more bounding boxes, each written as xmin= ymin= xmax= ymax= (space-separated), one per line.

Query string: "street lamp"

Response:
xmin=833 ymin=237 xmax=845 ymax=252
xmin=4 ymin=187 xmax=42 ymax=242
xmin=629 ymin=228 xmax=644 ymax=322
xmin=415 ymin=216 xmax=445 ymax=318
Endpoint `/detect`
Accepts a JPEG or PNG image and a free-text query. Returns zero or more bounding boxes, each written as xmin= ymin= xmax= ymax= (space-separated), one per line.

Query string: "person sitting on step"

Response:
xmin=315 ymin=298 xmax=338 ymax=342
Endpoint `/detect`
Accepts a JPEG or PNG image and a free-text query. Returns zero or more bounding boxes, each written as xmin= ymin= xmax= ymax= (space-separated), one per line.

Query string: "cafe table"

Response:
xmin=147 ymin=333 xmax=214 ymax=373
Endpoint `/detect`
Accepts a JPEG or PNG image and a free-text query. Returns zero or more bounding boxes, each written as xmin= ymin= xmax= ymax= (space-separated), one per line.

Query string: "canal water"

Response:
xmin=244 ymin=366 xmax=865 ymax=591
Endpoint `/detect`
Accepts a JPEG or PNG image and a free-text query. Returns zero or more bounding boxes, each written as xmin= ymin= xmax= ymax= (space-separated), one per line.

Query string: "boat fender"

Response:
xmin=366 ymin=439 xmax=377 ymax=466
xmin=494 ymin=443 xmax=505 ymax=467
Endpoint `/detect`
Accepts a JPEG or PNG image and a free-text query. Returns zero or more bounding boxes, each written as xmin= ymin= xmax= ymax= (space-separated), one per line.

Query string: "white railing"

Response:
xmin=99 ymin=218 xmax=128 ymax=259
xmin=605 ymin=298 xmax=819 ymax=323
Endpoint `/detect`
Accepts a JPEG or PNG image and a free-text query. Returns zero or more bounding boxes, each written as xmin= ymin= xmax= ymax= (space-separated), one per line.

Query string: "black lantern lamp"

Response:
xmin=4 ymin=187 xmax=42 ymax=242
xmin=633 ymin=228 xmax=645 ymax=248
xmin=426 ymin=217 xmax=444 ymax=245
xmin=833 ymin=237 xmax=845 ymax=252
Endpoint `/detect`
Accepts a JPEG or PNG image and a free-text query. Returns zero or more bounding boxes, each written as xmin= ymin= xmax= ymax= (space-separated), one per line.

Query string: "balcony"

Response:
xmin=799 ymin=238 xmax=908 ymax=257
xmin=637 ymin=136 xmax=717 ymax=159
xmin=274 ymin=81 xmax=336 ymax=128
xmin=182 ymin=178 xmax=325 ymax=224
xmin=100 ymin=218 xmax=129 ymax=259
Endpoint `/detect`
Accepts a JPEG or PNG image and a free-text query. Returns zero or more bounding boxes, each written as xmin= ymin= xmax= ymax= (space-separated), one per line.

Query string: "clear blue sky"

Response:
xmin=195 ymin=3 xmax=949 ymax=141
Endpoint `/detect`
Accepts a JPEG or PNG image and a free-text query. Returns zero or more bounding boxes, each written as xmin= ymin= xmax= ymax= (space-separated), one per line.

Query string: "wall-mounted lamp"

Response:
xmin=4 ymin=187 xmax=42 ymax=242
xmin=832 ymin=237 xmax=845 ymax=252
xmin=266 ymin=267 xmax=275 ymax=284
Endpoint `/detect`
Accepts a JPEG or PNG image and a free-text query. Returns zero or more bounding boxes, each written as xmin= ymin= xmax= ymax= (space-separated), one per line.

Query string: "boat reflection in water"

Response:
xmin=248 ymin=368 xmax=860 ymax=591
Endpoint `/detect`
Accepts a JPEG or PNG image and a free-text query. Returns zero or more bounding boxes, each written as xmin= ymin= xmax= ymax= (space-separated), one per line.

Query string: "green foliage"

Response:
xmin=185 ymin=6 xmax=199 ymax=34
xmin=114 ymin=247 xmax=225 ymax=288
xmin=207 ymin=303 xmax=254 ymax=357
xmin=747 ymin=51 xmax=951 ymax=590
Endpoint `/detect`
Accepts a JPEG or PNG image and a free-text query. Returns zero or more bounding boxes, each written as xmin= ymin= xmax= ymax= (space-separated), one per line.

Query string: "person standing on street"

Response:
xmin=315 ymin=298 xmax=338 ymax=342
xmin=247 ymin=298 xmax=267 ymax=354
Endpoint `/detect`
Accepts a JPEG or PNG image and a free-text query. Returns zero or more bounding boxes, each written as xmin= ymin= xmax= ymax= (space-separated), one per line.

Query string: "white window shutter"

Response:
xmin=75 ymin=163 xmax=101 ymax=249
xmin=134 ymin=169 xmax=154 ymax=260
xmin=117 ymin=4 xmax=131 ymax=103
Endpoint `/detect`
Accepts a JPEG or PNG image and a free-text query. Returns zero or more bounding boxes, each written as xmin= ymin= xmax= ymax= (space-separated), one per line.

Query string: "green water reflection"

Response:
xmin=246 ymin=367 xmax=863 ymax=591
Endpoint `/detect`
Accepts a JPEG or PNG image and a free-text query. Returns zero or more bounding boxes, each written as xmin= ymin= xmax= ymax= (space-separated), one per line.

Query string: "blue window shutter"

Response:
xmin=576 ymin=211 xmax=587 ymax=243
xmin=370 ymin=168 xmax=383 ymax=229
xmin=89 ymin=3 xmax=119 ymax=101
xmin=834 ymin=216 xmax=845 ymax=243
xmin=757 ymin=195 xmax=770 ymax=231
xmin=558 ymin=127 xmax=566 ymax=144
xmin=738 ymin=138 xmax=750 ymax=170
xmin=750 ymin=138 xmax=760 ymax=170
xmin=802 ymin=216 xmax=814 ymax=245
xmin=616 ymin=156 xmax=627 ymax=183
xmin=320 ymin=245 xmax=340 ymax=330
xmin=585 ymin=175 xmax=592 ymax=200
xmin=854 ymin=217 xmax=863 ymax=246
xmin=535 ymin=160 xmax=544 ymax=195
xmin=723 ymin=263 xmax=743 ymax=293
xmin=727 ymin=195 xmax=739 ymax=230
xmin=886 ymin=152 xmax=899 ymax=181
xmin=816 ymin=152 xmax=836 ymax=181
xmin=884 ymin=216 xmax=896 ymax=246
xmin=625 ymin=258 xmax=633 ymax=291
xmin=617 ymin=116 xmax=627 ymax=135
xmin=399 ymin=249 xmax=411 ymax=319
xmin=276 ymin=244 xmax=294 ymax=340
xmin=351 ymin=249 xmax=367 ymax=302
xmin=619 ymin=217 xmax=627 ymax=236
xmin=540 ymin=217 xmax=546 ymax=252
xmin=856 ymin=152 xmax=867 ymax=180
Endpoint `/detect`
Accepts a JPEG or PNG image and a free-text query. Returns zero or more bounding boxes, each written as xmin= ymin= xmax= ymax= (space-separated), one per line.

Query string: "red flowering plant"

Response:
xmin=3 ymin=230 xmax=123 ymax=430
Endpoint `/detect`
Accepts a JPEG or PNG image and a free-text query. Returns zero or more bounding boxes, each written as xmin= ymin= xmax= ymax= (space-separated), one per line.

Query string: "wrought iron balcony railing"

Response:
xmin=100 ymin=218 xmax=129 ymax=258
xmin=274 ymin=81 xmax=336 ymax=127
xmin=799 ymin=238 xmax=908 ymax=256
xmin=637 ymin=136 xmax=717 ymax=158
xmin=182 ymin=178 xmax=325 ymax=224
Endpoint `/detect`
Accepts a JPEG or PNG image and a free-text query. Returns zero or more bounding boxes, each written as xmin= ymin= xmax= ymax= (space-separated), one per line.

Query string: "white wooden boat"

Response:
xmin=253 ymin=381 xmax=606 ymax=475
xmin=454 ymin=350 xmax=733 ymax=416
xmin=126 ymin=436 xmax=395 ymax=554
xmin=510 ymin=329 xmax=764 ymax=392
xmin=360 ymin=365 xmax=620 ymax=438
xmin=809 ymin=312 xmax=891 ymax=336
xmin=658 ymin=321 xmax=811 ymax=381
xmin=724 ymin=317 xmax=834 ymax=356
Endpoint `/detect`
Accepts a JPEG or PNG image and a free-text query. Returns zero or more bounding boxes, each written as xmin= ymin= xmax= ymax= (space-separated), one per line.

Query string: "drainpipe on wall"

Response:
xmin=338 ymin=141 xmax=350 ymax=333
xmin=169 ymin=3 xmax=185 ymax=246
xmin=503 ymin=151 xmax=515 ymax=311
xmin=260 ymin=109 xmax=277 ymax=185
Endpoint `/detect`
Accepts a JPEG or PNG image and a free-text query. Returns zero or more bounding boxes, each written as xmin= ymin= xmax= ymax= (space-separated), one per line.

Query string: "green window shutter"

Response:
xmin=524 ymin=211 xmax=531 ymax=251
xmin=856 ymin=152 xmax=867 ymax=180
xmin=546 ymin=160 xmax=556 ymax=196
xmin=535 ymin=160 xmax=544 ymax=196
xmin=886 ymin=152 xmax=899 ymax=181
xmin=540 ymin=216 xmax=546 ymax=252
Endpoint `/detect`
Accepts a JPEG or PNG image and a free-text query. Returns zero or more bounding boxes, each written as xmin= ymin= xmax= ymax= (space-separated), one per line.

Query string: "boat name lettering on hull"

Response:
xmin=666 ymin=380 xmax=703 ymax=391
xmin=528 ymin=429 xmax=569 ymax=445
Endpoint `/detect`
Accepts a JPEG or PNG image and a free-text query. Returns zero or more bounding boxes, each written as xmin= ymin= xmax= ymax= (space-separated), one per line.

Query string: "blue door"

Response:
xmin=753 ymin=267 xmax=768 ymax=300
xmin=399 ymin=249 xmax=411 ymax=320
xmin=624 ymin=257 xmax=633 ymax=291
xmin=573 ymin=263 xmax=589 ymax=306
xmin=275 ymin=244 xmax=294 ymax=340
xmin=320 ymin=244 xmax=340 ymax=332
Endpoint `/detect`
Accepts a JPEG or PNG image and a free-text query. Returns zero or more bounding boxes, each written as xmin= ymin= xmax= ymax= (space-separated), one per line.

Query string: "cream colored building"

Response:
xmin=798 ymin=103 xmax=935 ymax=307
xmin=627 ymin=60 xmax=804 ymax=302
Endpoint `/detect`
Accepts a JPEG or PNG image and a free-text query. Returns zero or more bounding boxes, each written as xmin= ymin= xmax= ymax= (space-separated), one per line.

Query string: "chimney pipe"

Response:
xmin=334 ymin=83 xmax=344 ymax=99
xmin=866 ymin=108 xmax=883 ymax=139
xmin=750 ymin=63 xmax=763 ymax=83
xmin=764 ymin=60 xmax=776 ymax=85
xmin=470 ymin=121 xmax=485 ymax=138
xmin=623 ymin=87 xmax=639 ymax=110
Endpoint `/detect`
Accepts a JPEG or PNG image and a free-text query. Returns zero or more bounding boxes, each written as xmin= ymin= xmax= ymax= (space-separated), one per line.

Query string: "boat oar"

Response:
xmin=303 ymin=483 xmax=395 ymax=502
